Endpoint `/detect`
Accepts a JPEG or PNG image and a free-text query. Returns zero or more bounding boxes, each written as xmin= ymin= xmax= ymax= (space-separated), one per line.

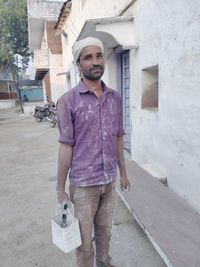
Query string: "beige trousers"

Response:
xmin=70 ymin=181 xmax=116 ymax=267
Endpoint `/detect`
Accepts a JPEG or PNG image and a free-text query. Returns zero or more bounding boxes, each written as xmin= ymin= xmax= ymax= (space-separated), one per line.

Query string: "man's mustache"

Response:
xmin=90 ymin=65 xmax=103 ymax=70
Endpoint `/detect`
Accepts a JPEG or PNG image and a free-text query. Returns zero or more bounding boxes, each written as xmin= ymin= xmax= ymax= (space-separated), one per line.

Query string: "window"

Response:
xmin=141 ymin=65 xmax=159 ymax=110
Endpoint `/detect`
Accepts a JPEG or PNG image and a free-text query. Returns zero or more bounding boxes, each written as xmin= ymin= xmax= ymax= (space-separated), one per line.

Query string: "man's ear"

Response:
xmin=76 ymin=61 xmax=81 ymax=72
xmin=76 ymin=61 xmax=82 ymax=78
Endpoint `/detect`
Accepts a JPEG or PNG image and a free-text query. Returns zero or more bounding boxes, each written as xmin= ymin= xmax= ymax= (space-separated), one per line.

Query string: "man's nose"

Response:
xmin=92 ymin=57 xmax=99 ymax=65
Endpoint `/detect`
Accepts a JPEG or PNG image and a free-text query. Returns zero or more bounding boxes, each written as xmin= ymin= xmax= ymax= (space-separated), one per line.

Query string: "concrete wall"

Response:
xmin=0 ymin=100 xmax=17 ymax=109
xmin=0 ymin=81 xmax=9 ymax=92
xmin=34 ymin=49 xmax=49 ymax=69
xmin=49 ymin=53 xmax=66 ymax=102
xmin=28 ymin=0 xmax=63 ymax=20
xmin=127 ymin=0 xmax=200 ymax=212
xmin=39 ymin=22 xmax=66 ymax=102
xmin=19 ymin=88 xmax=44 ymax=102
xmin=46 ymin=21 xmax=62 ymax=54
xmin=43 ymin=73 xmax=51 ymax=101
xmin=0 ymin=80 xmax=15 ymax=92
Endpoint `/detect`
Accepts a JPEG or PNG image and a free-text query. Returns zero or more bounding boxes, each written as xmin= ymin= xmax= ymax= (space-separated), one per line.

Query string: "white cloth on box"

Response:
xmin=72 ymin=37 xmax=104 ymax=64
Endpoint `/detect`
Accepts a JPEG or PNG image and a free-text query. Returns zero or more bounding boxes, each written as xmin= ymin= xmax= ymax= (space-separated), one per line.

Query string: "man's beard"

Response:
xmin=82 ymin=65 xmax=104 ymax=81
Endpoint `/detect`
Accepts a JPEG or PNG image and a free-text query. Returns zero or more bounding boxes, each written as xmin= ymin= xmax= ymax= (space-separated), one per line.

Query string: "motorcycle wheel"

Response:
xmin=35 ymin=111 xmax=42 ymax=122
xmin=49 ymin=121 xmax=56 ymax=128
xmin=48 ymin=113 xmax=56 ymax=128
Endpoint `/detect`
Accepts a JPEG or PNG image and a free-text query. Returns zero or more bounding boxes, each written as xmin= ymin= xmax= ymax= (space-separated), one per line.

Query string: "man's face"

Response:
xmin=77 ymin=46 xmax=105 ymax=81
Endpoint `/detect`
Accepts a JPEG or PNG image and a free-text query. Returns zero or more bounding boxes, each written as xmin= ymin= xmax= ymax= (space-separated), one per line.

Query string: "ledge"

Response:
xmin=117 ymin=159 xmax=200 ymax=267
xmin=77 ymin=16 xmax=135 ymax=49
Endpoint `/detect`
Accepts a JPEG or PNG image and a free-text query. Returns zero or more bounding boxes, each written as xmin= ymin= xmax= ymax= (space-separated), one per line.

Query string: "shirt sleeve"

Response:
xmin=57 ymin=95 xmax=75 ymax=145
xmin=117 ymin=96 xmax=125 ymax=137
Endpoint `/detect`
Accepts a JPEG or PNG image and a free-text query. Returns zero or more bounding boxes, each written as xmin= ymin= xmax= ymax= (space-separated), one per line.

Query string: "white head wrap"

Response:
xmin=72 ymin=37 xmax=104 ymax=64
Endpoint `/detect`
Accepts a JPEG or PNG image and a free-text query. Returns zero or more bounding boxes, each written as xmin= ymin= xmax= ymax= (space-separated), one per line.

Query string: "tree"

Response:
xmin=0 ymin=0 xmax=31 ymax=112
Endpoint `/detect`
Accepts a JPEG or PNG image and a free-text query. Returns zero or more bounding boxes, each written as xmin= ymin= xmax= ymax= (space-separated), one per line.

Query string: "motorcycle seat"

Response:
xmin=35 ymin=105 xmax=48 ymax=111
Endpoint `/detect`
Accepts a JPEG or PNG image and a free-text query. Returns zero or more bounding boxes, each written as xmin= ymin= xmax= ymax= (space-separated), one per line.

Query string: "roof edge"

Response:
xmin=54 ymin=0 xmax=72 ymax=30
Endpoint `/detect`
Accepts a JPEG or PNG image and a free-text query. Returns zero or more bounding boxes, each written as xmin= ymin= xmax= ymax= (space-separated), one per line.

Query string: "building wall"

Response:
xmin=43 ymin=73 xmax=51 ymax=101
xmin=46 ymin=21 xmax=62 ymax=54
xmin=0 ymin=80 xmax=15 ymax=92
xmin=0 ymin=81 xmax=9 ymax=92
xmin=49 ymin=53 xmax=66 ymax=102
xmin=39 ymin=21 xmax=66 ymax=102
xmin=20 ymin=88 xmax=43 ymax=102
xmin=0 ymin=92 xmax=17 ymax=100
xmin=127 ymin=0 xmax=200 ymax=212
xmin=28 ymin=0 xmax=64 ymax=20
xmin=0 ymin=99 xmax=17 ymax=109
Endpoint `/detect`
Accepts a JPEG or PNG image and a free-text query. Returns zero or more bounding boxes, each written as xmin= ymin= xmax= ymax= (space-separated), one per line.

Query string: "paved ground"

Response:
xmin=0 ymin=108 xmax=166 ymax=267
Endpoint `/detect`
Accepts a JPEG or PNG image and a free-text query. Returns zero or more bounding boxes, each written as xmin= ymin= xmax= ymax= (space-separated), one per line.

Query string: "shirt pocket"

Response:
xmin=106 ymin=112 xmax=119 ymax=136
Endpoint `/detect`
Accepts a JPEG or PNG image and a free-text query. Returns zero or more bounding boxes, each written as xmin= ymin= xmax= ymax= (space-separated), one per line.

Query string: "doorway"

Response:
xmin=116 ymin=50 xmax=131 ymax=152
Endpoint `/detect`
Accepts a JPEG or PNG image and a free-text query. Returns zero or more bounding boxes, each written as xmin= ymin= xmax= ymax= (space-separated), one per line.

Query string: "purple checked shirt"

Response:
xmin=57 ymin=80 xmax=125 ymax=187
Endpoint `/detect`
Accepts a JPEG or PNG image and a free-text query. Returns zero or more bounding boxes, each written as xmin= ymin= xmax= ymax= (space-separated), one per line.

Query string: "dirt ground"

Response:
xmin=0 ymin=107 xmax=166 ymax=267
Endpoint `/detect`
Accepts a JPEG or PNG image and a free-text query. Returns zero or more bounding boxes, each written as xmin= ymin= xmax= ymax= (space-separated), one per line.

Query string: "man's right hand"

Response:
xmin=57 ymin=190 xmax=70 ymax=204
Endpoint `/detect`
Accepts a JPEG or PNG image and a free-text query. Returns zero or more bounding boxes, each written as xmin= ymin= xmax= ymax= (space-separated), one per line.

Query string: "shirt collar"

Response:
xmin=78 ymin=80 xmax=113 ymax=94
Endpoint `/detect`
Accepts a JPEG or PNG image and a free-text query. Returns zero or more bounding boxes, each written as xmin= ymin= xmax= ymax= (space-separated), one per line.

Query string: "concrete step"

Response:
xmin=111 ymin=196 xmax=167 ymax=267
xmin=117 ymin=159 xmax=200 ymax=267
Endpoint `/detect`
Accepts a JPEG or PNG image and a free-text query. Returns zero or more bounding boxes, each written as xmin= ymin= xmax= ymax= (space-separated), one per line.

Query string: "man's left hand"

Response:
xmin=120 ymin=175 xmax=131 ymax=192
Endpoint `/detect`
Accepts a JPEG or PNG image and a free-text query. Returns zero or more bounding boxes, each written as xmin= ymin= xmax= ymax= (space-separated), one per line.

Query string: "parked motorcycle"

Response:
xmin=46 ymin=105 xmax=57 ymax=128
xmin=33 ymin=100 xmax=55 ymax=122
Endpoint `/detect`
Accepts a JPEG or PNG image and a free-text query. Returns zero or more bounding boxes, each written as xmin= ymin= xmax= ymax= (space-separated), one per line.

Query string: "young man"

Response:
xmin=56 ymin=37 xmax=130 ymax=267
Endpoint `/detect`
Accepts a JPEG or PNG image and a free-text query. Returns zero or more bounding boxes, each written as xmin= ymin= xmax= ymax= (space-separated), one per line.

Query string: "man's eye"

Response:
xmin=97 ymin=54 xmax=103 ymax=58
xmin=83 ymin=55 xmax=92 ymax=60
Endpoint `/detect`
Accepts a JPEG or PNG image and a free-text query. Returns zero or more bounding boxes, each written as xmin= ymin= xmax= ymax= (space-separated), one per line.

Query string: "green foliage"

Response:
xmin=0 ymin=0 xmax=30 ymax=75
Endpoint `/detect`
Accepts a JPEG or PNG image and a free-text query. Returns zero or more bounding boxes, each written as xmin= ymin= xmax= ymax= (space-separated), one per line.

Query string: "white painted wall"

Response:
xmin=28 ymin=0 xmax=63 ymax=20
xmin=128 ymin=0 xmax=200 ymax=212
xmin=42 ymin=79 xmax=46 ymax=102
xmin=50 ymin=68 xmax=66 ymax=103
xmin=0 ymin=100 xmax=16 ymax=109
xmin=49 ymin=54 xmax=66 ymax=102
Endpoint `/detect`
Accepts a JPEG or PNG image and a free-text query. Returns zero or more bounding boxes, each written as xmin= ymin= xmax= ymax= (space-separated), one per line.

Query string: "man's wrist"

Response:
xmin=56 ymin=187 xmax=65 ymax=193
xmin=119 ymin=170 xmax=127 ymax=177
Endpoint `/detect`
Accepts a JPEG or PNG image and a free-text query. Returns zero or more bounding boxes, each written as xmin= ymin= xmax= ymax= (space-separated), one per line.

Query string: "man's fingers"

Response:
xmin=120 ymin=177 xmax=131 ymax=192
xmin=121 ymin=184 xmax=130 ymax=192
xmin=57 ymin=191 xmax=69 ymax=203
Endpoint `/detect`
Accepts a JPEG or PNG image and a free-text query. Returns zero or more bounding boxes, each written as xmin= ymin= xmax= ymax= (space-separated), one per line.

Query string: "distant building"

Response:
xmin=18 ymin=80 xmax=43 ymax=102
xmin=27 ymin=0 xmax=67 ymax=102
xmin=0 ymin=80 xmax=17 ymax=100
xmin=0 ymin=66 xmax=17 ymax=100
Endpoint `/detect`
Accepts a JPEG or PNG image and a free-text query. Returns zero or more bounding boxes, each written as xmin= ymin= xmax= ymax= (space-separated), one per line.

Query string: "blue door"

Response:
xmin=122 ymin=51 xmax=131 ymax=152
xmin=116 ymin=50 xmax=131 ymax=152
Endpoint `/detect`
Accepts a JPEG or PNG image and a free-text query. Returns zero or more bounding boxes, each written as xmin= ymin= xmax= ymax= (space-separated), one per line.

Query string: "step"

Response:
xmin=117 ymin=159 xmax=200 ymax=267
